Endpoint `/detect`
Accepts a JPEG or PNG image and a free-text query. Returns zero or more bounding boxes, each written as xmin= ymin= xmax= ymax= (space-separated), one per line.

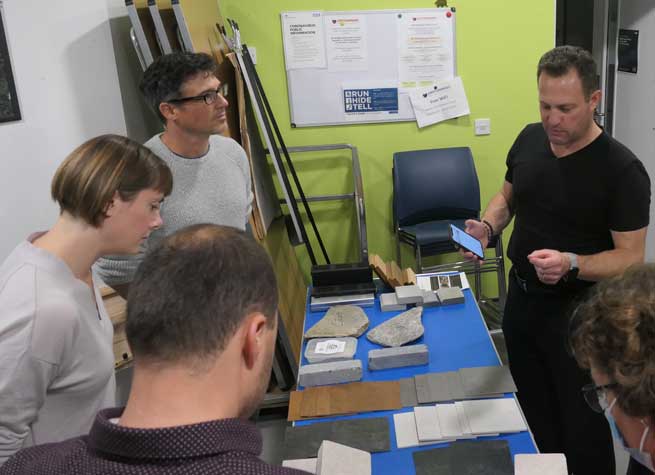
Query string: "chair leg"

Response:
xmin=415 ymin=245 xmax=422 ymax=274
xmin=395 ymin=231 xmax=402 ymax=268
xmin=474 ymin=259 xmax=482 ymax=301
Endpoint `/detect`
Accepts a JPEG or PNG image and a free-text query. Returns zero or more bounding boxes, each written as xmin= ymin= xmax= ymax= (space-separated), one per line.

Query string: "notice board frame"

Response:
xmin=281 ymin=8 xmax=457 ymax=128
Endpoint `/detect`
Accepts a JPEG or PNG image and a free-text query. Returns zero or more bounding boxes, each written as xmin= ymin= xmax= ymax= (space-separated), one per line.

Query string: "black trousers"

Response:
xmin=502 ymin=269 xmax=615 ymax=475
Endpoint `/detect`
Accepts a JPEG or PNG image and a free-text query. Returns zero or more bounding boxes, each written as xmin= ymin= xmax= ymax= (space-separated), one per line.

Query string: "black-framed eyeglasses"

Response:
xmin=167 ymin=84 xmax=228 ymax=106
xmin=582 ymin=382 xmax=618 ymax=413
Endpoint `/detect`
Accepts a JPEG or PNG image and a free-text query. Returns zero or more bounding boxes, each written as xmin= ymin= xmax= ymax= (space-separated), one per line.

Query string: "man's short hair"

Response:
xmin=126 ymin=224 xmax=278 ymax=366
xmin=51 ymin=134 xmax=172 ymax=227
xmin=139 ymin=52 xmax=217 ymax=123
xmin=537 ymin=45 xmax=599 ymax=99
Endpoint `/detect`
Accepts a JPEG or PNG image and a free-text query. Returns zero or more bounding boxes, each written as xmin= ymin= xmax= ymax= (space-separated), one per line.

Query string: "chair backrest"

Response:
xmin=393 ymin=147 xmax=481 ymax=227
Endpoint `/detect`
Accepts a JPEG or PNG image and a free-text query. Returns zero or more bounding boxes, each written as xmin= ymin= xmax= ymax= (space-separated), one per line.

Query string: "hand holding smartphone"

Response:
xmin=449 ymin=223 xmax=484 ymax=259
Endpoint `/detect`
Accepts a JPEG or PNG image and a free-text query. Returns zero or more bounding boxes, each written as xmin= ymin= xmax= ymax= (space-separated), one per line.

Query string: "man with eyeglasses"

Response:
xmin=97 ymin=52 xmax=253 ymax=295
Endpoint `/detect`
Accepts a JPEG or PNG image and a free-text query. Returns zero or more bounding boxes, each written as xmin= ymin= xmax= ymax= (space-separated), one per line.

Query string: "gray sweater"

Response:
xmin=0 ymin=235 xmax=116 ymax=466
xmin=96 ymin=134 xmax=253 ymax=285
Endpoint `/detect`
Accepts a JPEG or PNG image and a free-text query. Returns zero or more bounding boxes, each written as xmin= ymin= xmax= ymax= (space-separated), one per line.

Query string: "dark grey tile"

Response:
xmin=412 ymin=447 xmax=452 ymax=475
xmin=459 ymin=366 xmax=517 ymax=397
xmin=283 ymin=417 xmax=390 ymax=459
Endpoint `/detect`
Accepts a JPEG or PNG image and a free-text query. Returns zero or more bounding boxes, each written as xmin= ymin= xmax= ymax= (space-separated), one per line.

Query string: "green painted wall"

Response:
xmin=219 ymin=0 xmax=555 ymax=289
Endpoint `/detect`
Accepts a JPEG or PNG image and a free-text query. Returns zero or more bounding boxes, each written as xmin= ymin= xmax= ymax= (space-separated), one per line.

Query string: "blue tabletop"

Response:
xmin=295 ymin=284 xmax=537 ymax=474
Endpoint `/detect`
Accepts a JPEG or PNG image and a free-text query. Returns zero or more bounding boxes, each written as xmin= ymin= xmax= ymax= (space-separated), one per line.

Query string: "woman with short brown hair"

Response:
xmin=0 ymin=134 xmax=172 ymax=466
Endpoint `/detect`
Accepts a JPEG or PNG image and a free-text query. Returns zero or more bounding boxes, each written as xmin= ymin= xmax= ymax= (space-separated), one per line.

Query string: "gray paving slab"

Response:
xmin=283 ymin=417 xmax=391 ymax=459
xmin=304 ymin=337 xmax=357 ymax=364
xmin=316 ymin=440 xmax=371 ymax=475
xmin=379 ymin=292 xmax=407 ymax=312
xmin=415 ymin=372 xmax=454 ymax=403
xmin=436 ymin=286 xmax=465 ymax=305
xmin=412 ymin=446 xmax=452 ymax=475
xmin=298 ymin=360 xmax=362 ymax=387
xmin=458 ymin=365 xmax=517 ymax=396
xmin=395 ymin=284 xmax=424 ymax=304
xmin=368 ymin=344 xmax=428 ymax=370
xmin=399 ymin=377 xmax=419 ymax=407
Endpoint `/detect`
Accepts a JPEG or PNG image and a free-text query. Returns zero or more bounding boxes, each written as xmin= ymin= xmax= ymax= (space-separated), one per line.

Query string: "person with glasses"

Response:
xmin=571 ymin=264 xmax=655 ymax=475
xmin=96 ymin=52 xmax=253 ymax=296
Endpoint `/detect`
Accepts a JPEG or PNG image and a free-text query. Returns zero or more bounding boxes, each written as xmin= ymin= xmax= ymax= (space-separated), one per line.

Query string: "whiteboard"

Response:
xmin=281 ymin=8 xmax=457 ymax=127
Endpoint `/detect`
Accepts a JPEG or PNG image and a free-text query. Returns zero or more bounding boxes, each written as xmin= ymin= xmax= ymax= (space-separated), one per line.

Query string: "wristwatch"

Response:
xmin=564 ymin=252 xmax=579 ymax=280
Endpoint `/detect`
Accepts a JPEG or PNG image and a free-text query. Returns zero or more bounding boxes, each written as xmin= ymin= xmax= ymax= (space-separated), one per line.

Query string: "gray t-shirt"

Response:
xmin=96 ymin=134 xmax=253 ymax=285
xmin=0 ymin=235 xmax=116 ymax=466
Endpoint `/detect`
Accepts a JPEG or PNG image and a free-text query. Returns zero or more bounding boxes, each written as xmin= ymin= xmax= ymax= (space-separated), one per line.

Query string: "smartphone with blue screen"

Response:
xmin=449 ymin=224 xmax=484 ymax=259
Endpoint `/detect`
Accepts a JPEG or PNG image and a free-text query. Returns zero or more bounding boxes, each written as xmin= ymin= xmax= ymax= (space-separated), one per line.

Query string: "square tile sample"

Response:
xmin=412 ymin=446 xmax=452 ymax=475
xmin=460 ymin=398 xmax=528 ymax=435
xmin=395 ymin=284 xmax=424 ymax=304
xmin=515 ymin=453 xmax=568 ymax=475
xmin=414 ymin=405 xmax=443 ymax=442
xmin=435 ymin=286 xmax=465 ymax=305
xmin=393 ymin=412 xmax=431 ymax=449
xmin=400 ymin=378 xmax=419 ymax=407
xmin=420 ymin=289 xmax=441 ymax=307
xmin=450 ymin=440 xmax=513 ymax=475
xmin=316 ymin=440 xmax=371 ymax=475
xmin=435 ymin=403 xmax=462 ymax=439
xmin=458 ymin=365 xmax=517 ymax=396
xmin=415 ymin=372 xmax=457 ymax=403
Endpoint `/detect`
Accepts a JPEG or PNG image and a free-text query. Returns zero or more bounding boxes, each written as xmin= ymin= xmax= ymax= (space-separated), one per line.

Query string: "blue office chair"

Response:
xmin=392 ymin=147 xmax=506 ymax=309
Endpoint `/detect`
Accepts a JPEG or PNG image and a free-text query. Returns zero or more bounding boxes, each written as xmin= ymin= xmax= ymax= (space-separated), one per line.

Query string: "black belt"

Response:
xmin=511 ymin=267 xmax=565 ymax=296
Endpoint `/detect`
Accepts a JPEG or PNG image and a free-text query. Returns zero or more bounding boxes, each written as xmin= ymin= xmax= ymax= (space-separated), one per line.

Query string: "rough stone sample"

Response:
xmin=304 ymin=337 xmax=357 ymax=364
xmin=316 ymin=440 xmax=371 ymax=475
xmin=395 ymin=284 xmax=424 ymax=304
xmin=298 ymin=360 xmax=362 ymax=387
xmin=368 ymin=344 xmax=429 ymax=370
xmin=366 ymin=307 xmax=423 ymax=347
xmin=304 ymin=305 xmax=369 ymax=338
xmin=379 ymin=292 xmax=407 ymax=312
xmin=436 ymin=286 xmax=465 ymax=305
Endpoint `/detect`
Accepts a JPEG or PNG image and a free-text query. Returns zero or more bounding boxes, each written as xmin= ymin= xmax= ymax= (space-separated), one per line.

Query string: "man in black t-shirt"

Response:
xmin=465 ymin=46 xmax=650 ymax=475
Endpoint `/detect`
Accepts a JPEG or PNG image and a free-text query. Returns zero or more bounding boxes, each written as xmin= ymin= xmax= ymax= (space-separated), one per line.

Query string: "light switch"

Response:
xmin=474 ymin=118 xmax=491 ymax=135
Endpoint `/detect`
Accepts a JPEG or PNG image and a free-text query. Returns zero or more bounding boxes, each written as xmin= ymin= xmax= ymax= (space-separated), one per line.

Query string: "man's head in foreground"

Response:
xmin=124 ymin=223 xmax=278 ymax=423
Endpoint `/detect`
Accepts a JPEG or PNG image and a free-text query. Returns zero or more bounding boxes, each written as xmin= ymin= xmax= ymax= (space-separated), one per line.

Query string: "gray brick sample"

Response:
xmin=436 ymin=286 xmax=465 ymax=305
xmin=304 ymin=337 xmax=357 ymax=364
xmin=298 ymin=360 xmax=362 ymax=387
xmin=395 ymin=284 xmax=425 ymax=304
xmin=316 ymin=440 xmax=371 ymax=475
xmin=458 ymin=365 xmax=517 ymax=396
xmin=400 ymin=377 xmax=419 ymax=407
xmin=368 ymin=344 xmax=429 ymax=370
xmin=283 ymin=417 xmax=391 ymax=459
xmin=379 ymin=292 xmax=407 ymax=312
xmin=420 ymin=290 xmax=441 ymax=307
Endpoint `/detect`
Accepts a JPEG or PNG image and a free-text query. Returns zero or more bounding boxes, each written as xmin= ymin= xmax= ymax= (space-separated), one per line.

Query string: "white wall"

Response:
xmin=613 ymin=0 xmax=655 ymax=261
xmin=0 ymin=0 xmax=127 ymax=260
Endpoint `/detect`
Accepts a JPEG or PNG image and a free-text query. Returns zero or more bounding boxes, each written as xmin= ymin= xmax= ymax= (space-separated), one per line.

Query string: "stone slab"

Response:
xmin=379 ymin=292 xmax=407 ymax=312
xmin=395 ymin=284 xmax=424 ymax=304
xmin=298 ymin=360 xmax=362 ymax=387
xmin=514 ymin=454 xmax=568 ymax=475
xmin=393 ymin=411 xmax=434 ymax=449
xmin=368 ymin=344 xmax=429 ymax=370
xmin=445 ymin=371 xmax=466 ymax=400
xmin=458 ymin=365 xmax=517 ymax=396
xmin=415 ymin=372 xmax=456 ymax=403
xmin=399 ymin=377 xmax=419 ymax=407
xmin=283 ymin=417 xmax=390 ymax=459
xmin=419 ymin=290 xmax=441 ymax=307
xmin=435 ymin=403 xmax=462 ymax=439
xmin=304 ymin=337 xmax=357 ymax=364
xmin=460 ymin=398 xmax=528 ymax=435
xmin=449 ymin=440 xmax=513 ymax=475
xmin=414 ymin=405 xmax=443 ymax=442
xmin=366 ymin=307 xmax=424 ymax=347
xmin=412 ymin=445 xmax=452 ymax=475
xmin=304 ymin=305 xmax=369 ymax=338
xmin=435 ymin=286 xmax=465 ymax=305
xmin=282 ymin=458 xmax=317 ymax=473
xmin=316 ymin=440 xmax=371 ymax=475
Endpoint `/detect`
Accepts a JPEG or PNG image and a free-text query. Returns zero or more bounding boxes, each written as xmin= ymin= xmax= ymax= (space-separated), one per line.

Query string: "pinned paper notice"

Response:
xmin=314 ymin=340 xmax=347 ymax=354
xmin=409 ymin=76 xmax=470 ymax=128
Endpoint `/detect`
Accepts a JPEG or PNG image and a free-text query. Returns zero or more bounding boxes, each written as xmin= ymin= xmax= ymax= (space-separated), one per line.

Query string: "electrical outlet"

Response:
xmin=474 ymin=118 xmax=491 ymax=136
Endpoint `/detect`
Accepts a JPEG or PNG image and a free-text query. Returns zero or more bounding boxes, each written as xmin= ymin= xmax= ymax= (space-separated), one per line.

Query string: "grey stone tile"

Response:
xmin=283 ymin=417 xmax=391 ymax=459
xmin=458 ymin=365 xmax=517 ymax=396
xmin=400 ymin=378 xmax=419 ymax=408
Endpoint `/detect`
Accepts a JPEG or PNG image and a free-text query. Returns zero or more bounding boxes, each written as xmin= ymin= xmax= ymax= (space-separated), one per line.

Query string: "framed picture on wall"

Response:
xmin=0 ymin=3 xmax=21 ymax=123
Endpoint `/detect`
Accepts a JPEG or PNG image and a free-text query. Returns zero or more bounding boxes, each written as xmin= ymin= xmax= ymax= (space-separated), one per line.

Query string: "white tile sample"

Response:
xmin=435 ymin=403 xmax=462 ymax=439
xmin=316 ymin=440 xmax=371 ymax=475
xmin=461 ymin=398 xmax=528 ymax=435
xmin=455 ymin=401 xmax=473 ymax=437
xmin=393 ymin=411 xmax=434 ymax=449
xmin=414 ymin=405 xmax=443 ymax=442
xmin=514 ymin=453 xmax=568 ymax=475
xmin=282 ymin=458 xmax=317 ymax=473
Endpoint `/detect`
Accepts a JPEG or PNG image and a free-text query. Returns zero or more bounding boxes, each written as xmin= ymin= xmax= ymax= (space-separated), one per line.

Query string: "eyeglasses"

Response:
xmin=167 ymin=84 xmax=228 ymax=106
xmin=582 ymin=382 xmax=618 ymax=413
